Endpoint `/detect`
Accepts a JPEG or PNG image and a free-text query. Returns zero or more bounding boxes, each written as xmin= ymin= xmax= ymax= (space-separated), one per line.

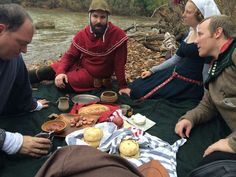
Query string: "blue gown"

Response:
xmin=130 ymin=41 xmax=209 ymax=101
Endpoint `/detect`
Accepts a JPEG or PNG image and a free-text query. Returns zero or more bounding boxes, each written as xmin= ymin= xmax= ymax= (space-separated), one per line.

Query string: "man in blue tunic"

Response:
xmin=0 ymin=4 xmax=51 ymax=157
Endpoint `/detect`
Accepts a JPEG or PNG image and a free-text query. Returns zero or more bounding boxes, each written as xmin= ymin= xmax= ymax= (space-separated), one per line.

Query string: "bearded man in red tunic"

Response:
xmin=29 ymin=0 xmax=130 ymax=96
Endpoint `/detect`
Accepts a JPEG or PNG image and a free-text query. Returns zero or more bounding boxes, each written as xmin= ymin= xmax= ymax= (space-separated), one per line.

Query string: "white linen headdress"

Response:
xmin=191 ymin=0 xmax=221 ymax=18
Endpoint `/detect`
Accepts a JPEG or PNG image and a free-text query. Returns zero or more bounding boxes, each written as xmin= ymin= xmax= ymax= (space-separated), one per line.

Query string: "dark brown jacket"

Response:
xmin=35 ymin=145 xmax=144 ymax=177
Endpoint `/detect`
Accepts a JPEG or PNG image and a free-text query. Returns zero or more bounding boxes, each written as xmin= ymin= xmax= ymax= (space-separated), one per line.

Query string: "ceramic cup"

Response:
xmin=57 ymin=97 xmax=69 ymax=111
xmin=120 ymin=104 xmax=133 ymax=117
xmin=94 ymin=78 xmax=102 ymax=88
xmin=35 ymin=131 xmax=55 ymax=156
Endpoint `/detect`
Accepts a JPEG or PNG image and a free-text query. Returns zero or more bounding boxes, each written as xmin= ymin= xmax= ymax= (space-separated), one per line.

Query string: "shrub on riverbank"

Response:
xmin=1 ymin=0 xmax=168 ymax=16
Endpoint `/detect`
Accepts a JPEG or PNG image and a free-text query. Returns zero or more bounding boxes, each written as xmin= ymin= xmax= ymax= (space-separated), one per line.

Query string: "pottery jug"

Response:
xmin=58 ymin=97 xmax=69 ymax=111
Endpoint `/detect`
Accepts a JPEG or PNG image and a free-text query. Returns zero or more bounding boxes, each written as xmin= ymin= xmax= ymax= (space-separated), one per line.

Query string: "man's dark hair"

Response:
xmin=0 ymin=3 xmax=32 ymax=32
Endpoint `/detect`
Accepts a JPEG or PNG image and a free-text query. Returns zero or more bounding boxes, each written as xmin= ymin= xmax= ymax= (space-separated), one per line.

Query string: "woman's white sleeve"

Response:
xmin=149 ymin=54 xmax=181 ymax=74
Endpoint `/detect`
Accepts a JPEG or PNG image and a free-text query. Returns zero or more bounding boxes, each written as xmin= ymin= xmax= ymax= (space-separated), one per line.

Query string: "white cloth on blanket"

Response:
xmin=66 ymin=123 xmax=186 ymax=177
xmin=106 ymin=128 xmax=186 ymax=177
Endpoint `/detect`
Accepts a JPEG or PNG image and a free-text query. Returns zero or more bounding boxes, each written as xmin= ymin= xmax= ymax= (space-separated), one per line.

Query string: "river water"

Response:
xmin=23 ymin=8 xmax=154 ymax=65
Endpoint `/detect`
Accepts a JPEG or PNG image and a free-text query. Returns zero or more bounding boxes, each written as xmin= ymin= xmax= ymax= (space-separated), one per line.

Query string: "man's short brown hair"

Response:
xmin=202 ymin=15 xmax=236 ymax=39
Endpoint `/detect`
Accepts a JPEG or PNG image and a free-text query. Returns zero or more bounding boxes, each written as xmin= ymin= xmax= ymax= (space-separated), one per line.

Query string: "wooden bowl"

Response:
xmin=41 ymin=120 xmax=67 ymax=134
xmin=100 ymin=91 xmax=118 ymax=103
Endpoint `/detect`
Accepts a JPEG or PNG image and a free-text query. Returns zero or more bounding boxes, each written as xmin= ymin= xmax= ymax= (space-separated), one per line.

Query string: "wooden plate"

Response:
xmin=55 ymin=113 xmax=96 ymax=137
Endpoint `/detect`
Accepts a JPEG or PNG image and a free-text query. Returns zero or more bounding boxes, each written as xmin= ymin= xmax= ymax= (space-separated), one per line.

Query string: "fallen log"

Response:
xmin=35 ymin=20 xmax=55 ymax=29
xmin=124 ymin=22 xmax=165 ymax=32
xmin=128 ymin=32 xmax=164 ymax=41
xmin=142 ymin=42 xmax=161 ymax=52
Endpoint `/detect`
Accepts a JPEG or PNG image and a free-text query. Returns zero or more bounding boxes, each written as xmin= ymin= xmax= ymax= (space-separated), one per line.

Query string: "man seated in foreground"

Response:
xmin=0 ymin=4 xmax=51 ymax=157
xmin=175 ymin=15 xmax=236 ymax=164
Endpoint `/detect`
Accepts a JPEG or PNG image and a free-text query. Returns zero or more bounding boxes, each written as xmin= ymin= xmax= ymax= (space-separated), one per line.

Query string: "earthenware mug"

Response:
xmin=35 ymin=131 xmax=55 ymax=156
xmin=57 ymin=97 xmax=69 ymax=111
xmin=94 ymin=78 xmax=102 ymax=88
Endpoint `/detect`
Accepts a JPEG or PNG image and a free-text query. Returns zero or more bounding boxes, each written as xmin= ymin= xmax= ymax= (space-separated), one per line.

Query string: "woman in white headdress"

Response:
xmin=128 ymin=0 xmax=220 ymax=101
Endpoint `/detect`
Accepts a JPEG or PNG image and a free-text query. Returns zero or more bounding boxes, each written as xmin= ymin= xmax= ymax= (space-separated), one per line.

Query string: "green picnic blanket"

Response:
xmin=0 ymin=83 xmax=231 ymax=177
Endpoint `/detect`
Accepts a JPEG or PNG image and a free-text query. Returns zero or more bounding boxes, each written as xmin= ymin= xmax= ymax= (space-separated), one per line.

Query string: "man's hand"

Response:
xmin=175 ymin=119 xmax=192 ymax=138
xmin=37 ymin=99 xmax=49 ymax=109
xmin=141 ymin=71 xmax=152 ymax=79
xmin=19 ymin=136 xmax=52 ymax=157
xmin=55 ymin=74 xmax=68 ymax=88
xmin=119 ymin=88 xmax=131 ymax=97
xmin=203 ymin=138 xmax=235 ymax=157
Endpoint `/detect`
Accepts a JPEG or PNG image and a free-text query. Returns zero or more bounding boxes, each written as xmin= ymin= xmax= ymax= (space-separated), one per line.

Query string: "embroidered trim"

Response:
xmin=206 ymin=40 xmax=236 ymax=83
xmin=174 ymin=71 xmax=202 ymax=86
xmin=72 ymin=36 xmax=128 ymax=57
xmin=139 ymin=71 xmax=202 ymax=101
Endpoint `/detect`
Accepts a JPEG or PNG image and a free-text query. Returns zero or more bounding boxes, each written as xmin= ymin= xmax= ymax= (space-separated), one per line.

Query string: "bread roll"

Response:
xmin=83 ymin=127 xmax=103 ymax=148
xmin=119 ymin=139 xmax=140 ymax=159
xmin=84 ymin=140 xmax=101 ymax=148
xmin=84 ymin=127 xmax=103 ymax=141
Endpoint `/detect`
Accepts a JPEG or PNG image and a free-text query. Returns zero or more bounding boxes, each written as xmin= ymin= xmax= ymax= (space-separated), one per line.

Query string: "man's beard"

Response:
xmin=91 ymin=23 xmax=107 ymax=37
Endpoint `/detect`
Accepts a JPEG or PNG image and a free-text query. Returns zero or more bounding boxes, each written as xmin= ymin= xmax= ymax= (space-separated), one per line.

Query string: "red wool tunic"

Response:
xmin=51 ymin=22 xmax=128 ymax=92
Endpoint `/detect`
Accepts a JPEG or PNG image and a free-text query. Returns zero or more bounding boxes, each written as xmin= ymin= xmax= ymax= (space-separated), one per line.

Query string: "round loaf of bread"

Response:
xmin=119 ymin=139 xmax=140 ymax=158
xmin=83 ymin=127 xmax=103 ymax=148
